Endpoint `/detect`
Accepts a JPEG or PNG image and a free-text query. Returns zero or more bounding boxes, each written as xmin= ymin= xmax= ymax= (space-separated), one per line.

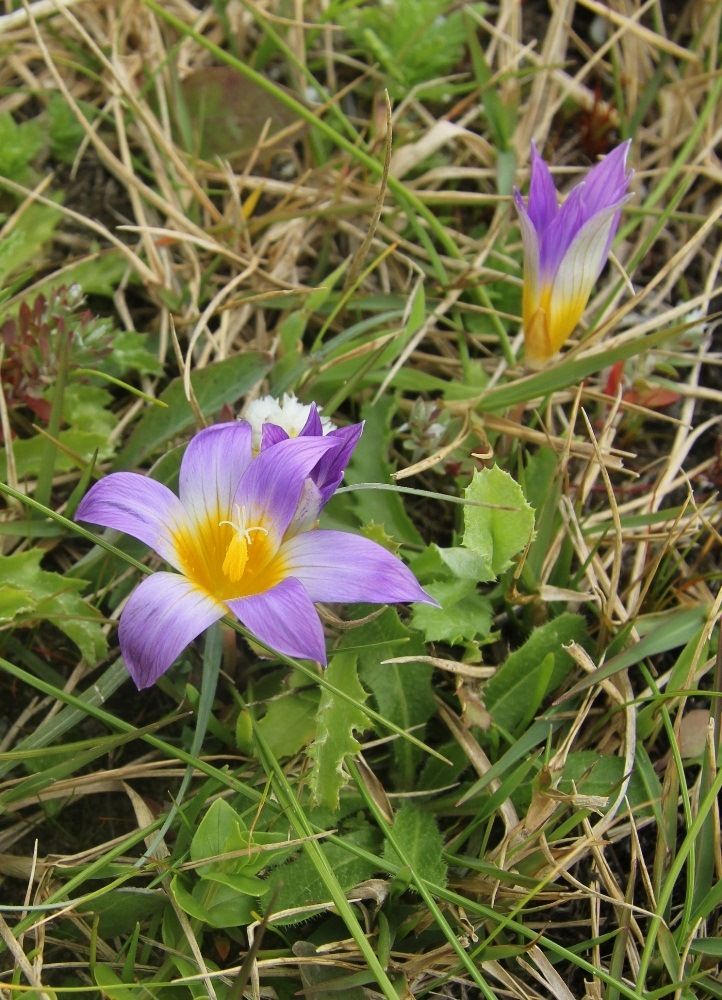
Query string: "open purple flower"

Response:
xmin=514 ymin=141 xmax=633 ymax=366
xmin=76 ymin=421 xmax=432 ymax=689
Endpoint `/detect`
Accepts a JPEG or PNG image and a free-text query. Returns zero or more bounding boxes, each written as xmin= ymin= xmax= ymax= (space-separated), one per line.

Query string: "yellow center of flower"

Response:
xmin=173 ymin=505 xmax=287 ymax=602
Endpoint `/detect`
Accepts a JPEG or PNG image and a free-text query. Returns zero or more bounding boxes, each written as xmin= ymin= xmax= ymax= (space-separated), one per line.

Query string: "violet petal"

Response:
xmin=119 ymin=572 xmax=224 ymax=689
xmin=227 ymin=576 xmax=327 ymax=664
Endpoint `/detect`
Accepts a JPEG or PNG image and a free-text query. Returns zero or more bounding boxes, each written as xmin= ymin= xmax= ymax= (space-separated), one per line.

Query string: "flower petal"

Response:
xmin=179 ymin=421 xmax=253 ymax=525
xmin=76 ymin=472 xmax=187 ymax=570
xmin=514 ymin=192 xmax=542 ymax=325
xmin=300 ymin=403 xmax=324 ymax=437
xmin=280 ymin=529 xmax=435 ymax=605
xmin=527 ymin=143 xmax=558 ymax=231
xmin=313 ymin=421 xmax=364 ymax=503
xmin=546 ymin=202 xmax=623 ymax=353
xmin=119 ymin=572 xmax=224 ymax=689
xmin=227 ymin=576 xmax=326 ymax=664
xmin=581 ymin=140 xmax=632 ymax=217
xmin=236 ymin=435 xmax=340 ymax=545
xmin=260 ymin=422 xmax=289 ymax=449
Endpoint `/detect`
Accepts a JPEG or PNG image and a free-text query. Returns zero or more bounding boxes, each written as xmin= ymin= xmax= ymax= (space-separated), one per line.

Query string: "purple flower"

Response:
xmin=243 ymin=392 xmax=363 ymax=506
xmin=514 ymin=141 xmax=633 ymax=366
xmin=76 ymin=421 xmax=432 ymax=689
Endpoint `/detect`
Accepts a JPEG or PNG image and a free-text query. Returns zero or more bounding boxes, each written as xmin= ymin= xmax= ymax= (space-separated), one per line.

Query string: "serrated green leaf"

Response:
xmin=484 ymin=613 xmax=587 ymax=734
xmin=383 ymin=803 xmax=447 ymax=887
xmin=265 ymin=828 xmax=378 ymax=923
xmin=309 ymin=652 xmax=368 ymax=810
xmin=0 ymin=585 xmax=36 ymax=623
xmin=354 ymin=608 xmax=435 ymax=788
xmin=257 ymin=690 xmax=319 ymax=758
xmin=107 ymin=330 xmax=162 ymax=376
xmin=114 ymin=352 xmax=269 ymax=469
xmin=0 ymin=549 xmax=107 ymax=662
xmin=411 ymin=578 xmax=492 ymax=644
xmin=462 ymin=465 xmax=535 ymax=580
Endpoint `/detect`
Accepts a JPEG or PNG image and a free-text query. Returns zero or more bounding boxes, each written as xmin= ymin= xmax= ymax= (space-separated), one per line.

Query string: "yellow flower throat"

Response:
xmin=174 ymin=505 xmax=286 ymax=601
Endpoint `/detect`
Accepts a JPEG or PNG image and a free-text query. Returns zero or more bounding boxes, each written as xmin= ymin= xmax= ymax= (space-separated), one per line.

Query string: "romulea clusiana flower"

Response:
xmin=76 ymin=419 xmax=433 ymax=688
xmin=514 ymin=141 xmax=633 ymax=366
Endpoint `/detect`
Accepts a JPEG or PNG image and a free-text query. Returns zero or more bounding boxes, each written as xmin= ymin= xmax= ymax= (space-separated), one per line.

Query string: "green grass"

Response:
xmin=0 ymin=2 xmax=720 ymax=998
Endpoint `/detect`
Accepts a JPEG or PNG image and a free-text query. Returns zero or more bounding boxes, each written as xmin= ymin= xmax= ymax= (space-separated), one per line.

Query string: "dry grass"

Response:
xmin=0 ymin=1 xmax=721 ymax=998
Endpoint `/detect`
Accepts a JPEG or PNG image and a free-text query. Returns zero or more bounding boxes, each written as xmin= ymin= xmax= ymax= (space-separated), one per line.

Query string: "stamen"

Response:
xmin=219 ymin=505 xmax=269 ymax=582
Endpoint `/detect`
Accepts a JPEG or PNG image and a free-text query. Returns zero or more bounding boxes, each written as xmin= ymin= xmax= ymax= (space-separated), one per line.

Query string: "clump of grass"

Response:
xmin=0 ymin=1 xmax=720 ymax=999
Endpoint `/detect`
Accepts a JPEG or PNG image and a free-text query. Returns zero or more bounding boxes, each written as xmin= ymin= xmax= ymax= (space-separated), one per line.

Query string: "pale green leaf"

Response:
xmin=411 ymin=577 xmax=493 ymax=644
xmin=257 ymin=690 xmax=319 ymax=758
xmin=308 ymin=652 xmax=368 ymax=810
xmin=0 ymin=549 xmax=107 ymax=662
xmin=462 ymin=465 xmax=535 ymax=580
xmin=190 ymin=798 xmax=245 ymax=875
xmin=344 ymin=397 xmax=423 ymax=545
xmin=383 ymin=803 xmax=447 ymax=887
xmin=265 ymin=828 xmax=378 ymax=923
xmin=484 ymin=614 xmax=588 ymax=734
xmin=355 ymin=608 xmax=435 ymax=788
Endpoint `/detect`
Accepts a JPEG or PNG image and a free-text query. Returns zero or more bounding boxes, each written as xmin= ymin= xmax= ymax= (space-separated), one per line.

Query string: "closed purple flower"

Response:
xmin=514 ymin=141 xmax=633 ymax=366
xmin=76 ymin=421 xmax=432 ymax=689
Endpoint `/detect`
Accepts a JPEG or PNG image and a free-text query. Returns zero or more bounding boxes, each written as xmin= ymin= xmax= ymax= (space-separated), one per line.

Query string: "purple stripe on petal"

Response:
xmin=228 ymin=576 xmax=327 ymax=664
xmin=261 ymin=423 xmax=289 ymax=449
xmin=119 ymin=572 xmax=224 ymax=689
xmin=313 ymin=421 xmax=364 ymax=503
xmin=236 ymin=435 xmax=340 ymax=545
xmin=280 ymin=529 xmax=436 ymax=606
xmin=179 ymin=422 xmax=253 ymax=525
xmin=527 ymin=143 xmax=558 ymax=231
xmin=539 ymin=184 xmax=588 ymax=279
xmin=76 ymin=472 xmax=187 ymax=570
xmin=300 ymin=403 xmax=324 ymax=437
xmin=581 ymin=141 xmax=632 ymax=217
xmin=546 ymin=202 xmax=624 ymax=353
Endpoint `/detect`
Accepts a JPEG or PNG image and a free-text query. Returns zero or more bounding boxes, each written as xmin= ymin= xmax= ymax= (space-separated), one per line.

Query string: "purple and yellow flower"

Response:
xmin=76 ymin=421 xmax=431 ymax=689
xmin=514 ymin=141 xmax=633 ymax=367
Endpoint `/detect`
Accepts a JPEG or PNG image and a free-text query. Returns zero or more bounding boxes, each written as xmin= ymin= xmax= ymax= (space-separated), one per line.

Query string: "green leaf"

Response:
xmin=257 ymin=690 xmax=319 ymax=758
xmin=462 ymin=465 xmax=535 ymax=581
xmin=190 ymin=798 xmax=245 ymax=875
xmin=411 ymin=577 xmax=492 ymax=644
xmin=0 ymin=111 xmax=43 ymax=184
xmin=47 ymin=93 xmax=96 ymax=165
xmin=688 ymin=938 xmax=722 ymax=957
xmin=340 ymin=0 xmax=466 ymax=98
xmin=265 ymin=828 xmax=378 ymax=922
xmin=0 ymin=429 xmax=114 ymax=480
xmin=383 ymin=803 xmax=447 ymax=887
xmin=0 ymin=202 xmax=61 ymax=285
xmin=0 ymin=585 xmax=36 ymax=623
xmin=114 ymin=351 xmax=270 ymax=469
xmin=107 ymin=330 xmax=162 ymax=376
xmin=0 ymin=549 xmax=107 ymax=662
xmin=309 ymin=652 xmax=368 ymax=811
xmin=170 ymin=873 xmax=257 ymax=928
xmin=344 ymin=397 xmax=423 ymax=545
xmin=354 ymin=608 xmax=435 ymax=788
xmin=484 ymin=613 xmax=588 ymax=734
